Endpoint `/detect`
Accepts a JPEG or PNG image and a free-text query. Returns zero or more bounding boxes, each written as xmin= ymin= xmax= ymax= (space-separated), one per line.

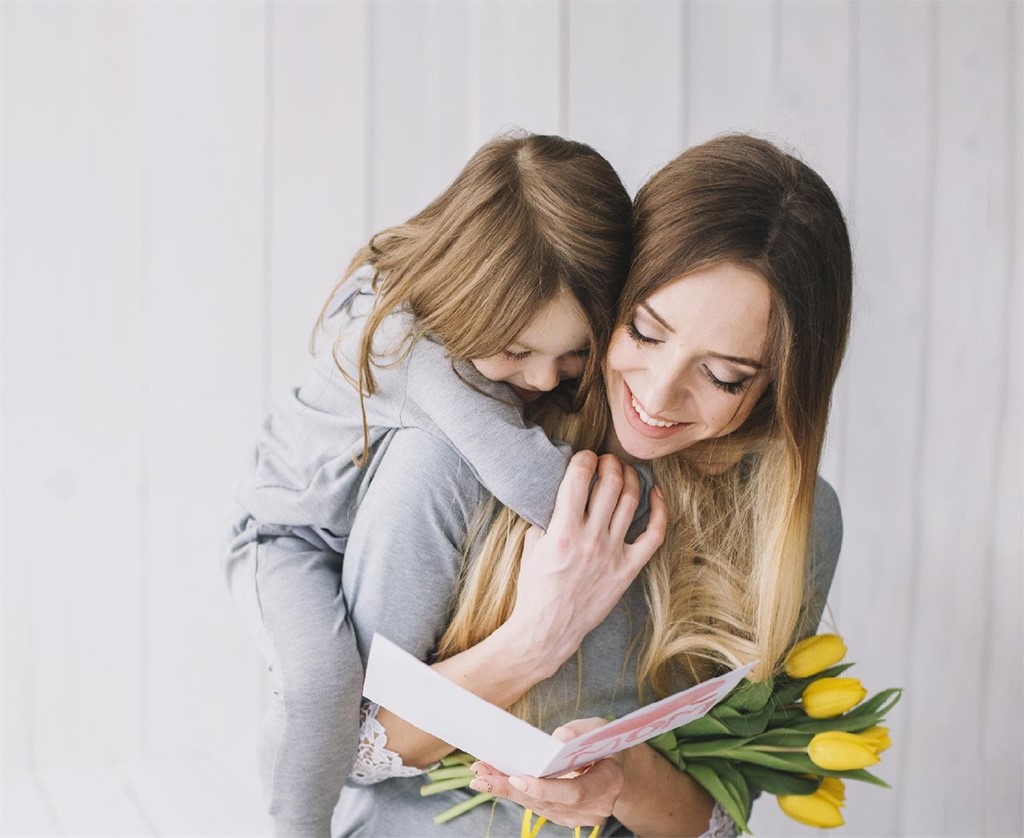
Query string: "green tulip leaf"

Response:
xmin=646 ymin=731 xmax=678 ymax=752
xmin=736 ymin=763 xmax=821 ymax=796
xmin=842 ymin=767 xmax=892 ymax=788
xmin=675 ymin=714 xmax=736 ymax=737
xmin=747 ymin=729 xmax=814 ymax=748
xmin=773 ymin=663 xmax=855 ymax=704
xmin=710 ymin=703 xmax=776 ymax=736
xmin=685 ymin=761 xmax=752 ymax=834
xmin=723 ymin=679 xmax=775 ymax=712
xmin=680 ymin=736 xmax=752 ymax=758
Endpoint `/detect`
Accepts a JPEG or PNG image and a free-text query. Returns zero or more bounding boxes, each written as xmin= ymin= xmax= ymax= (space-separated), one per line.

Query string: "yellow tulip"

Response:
xmin=778 ymin=787 xmax=845 ymax=828
xmin=816 ymin=776 xmax=846 ymax=807
xmin=858 ymin=725 xmax=892 ymax=753
xmin=808 ymin=731 xmax=880 ymax=771
xmin=784 ymin=634 xmax=847 ymax=678
xmin=801 ymin=677 xmax=867 ymax=718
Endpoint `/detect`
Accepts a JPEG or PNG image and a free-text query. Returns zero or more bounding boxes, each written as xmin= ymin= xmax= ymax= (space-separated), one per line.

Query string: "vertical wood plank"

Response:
xmin=267 ymin=1 xmax=369 ymax=397
xmin=797 ymin=3 xmax=932 ymax=835
xmin=981 ymin=5 xmax=1023 ymax=833
xmin=0 ymin=1 xmax=145 ymax=768
xmin=369 ymin=0 xmax=474 ymax=231
xmin=472 ymin=0 xmax=561 ymax=145
xmin=140 ymin=1 xmax=267 ymax=757
xmin=0 ymin=772 xmax=61 ymax=836
xmin=34 ymin=762 xmax=154 ymax=836
xmin=686 ymin=0 xmax=775 ymax=145
xmin=898 ymin=3 xmax=1014 ymax=833
xmin=567 ymin=0 xmax=685 ymax=197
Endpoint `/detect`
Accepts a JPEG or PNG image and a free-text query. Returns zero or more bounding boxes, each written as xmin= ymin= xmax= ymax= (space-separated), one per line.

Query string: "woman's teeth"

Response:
xmin=631 ymin=395 xmax=681 ymax=428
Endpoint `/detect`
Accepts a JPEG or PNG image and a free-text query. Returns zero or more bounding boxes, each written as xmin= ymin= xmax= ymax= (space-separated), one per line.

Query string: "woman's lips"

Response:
xmin=621 ymin=381 xmax=691 ymax=439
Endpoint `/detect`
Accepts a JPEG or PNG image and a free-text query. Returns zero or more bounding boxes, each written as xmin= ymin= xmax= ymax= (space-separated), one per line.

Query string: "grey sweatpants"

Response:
xmin=224 ymin=511 xmax=363 ymax=838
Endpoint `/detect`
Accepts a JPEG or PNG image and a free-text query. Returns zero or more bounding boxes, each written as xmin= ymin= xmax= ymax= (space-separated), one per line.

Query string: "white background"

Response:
xmin=1 ymin=1 xmax=1021 ymax=835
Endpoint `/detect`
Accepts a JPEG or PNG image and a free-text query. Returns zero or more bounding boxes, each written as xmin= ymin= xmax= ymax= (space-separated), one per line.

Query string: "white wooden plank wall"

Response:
xmin=1 ymin=2 xmax=1020 ymax=835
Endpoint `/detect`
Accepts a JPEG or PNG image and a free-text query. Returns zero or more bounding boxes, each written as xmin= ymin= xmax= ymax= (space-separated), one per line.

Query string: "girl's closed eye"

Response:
xmin=502 ymin=349 xmax=532 ymax=361
xmin=702 ymin=364 xmax=751 ymax=395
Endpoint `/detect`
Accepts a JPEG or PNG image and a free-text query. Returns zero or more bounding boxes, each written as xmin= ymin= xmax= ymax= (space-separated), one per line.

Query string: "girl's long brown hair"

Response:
xmin=316 ymin=131 xmax=632 ymax=464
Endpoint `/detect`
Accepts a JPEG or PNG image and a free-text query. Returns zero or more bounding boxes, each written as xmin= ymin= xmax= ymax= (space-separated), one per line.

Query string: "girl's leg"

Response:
xmin=225 ymin=516 xmax=361 ymax=838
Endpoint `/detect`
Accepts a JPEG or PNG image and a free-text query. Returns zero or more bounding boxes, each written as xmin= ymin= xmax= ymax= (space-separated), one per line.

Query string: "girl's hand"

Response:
xmin=469 ymin=718 xmax=626 ymax=828
xmin=504 ymin=450 xmax=668 ymax=667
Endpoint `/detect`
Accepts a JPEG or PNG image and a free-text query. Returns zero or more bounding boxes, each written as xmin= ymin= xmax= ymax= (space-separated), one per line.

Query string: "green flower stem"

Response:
xmin=426 ymin=766 xmax=476 ymax=782
xmin=433 ymin=792 xmax=495 ymax=825
xmin=420 ymin=776 xmax=475 ymax=796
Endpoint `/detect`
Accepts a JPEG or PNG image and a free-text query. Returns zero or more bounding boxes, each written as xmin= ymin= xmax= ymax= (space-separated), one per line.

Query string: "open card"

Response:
xmin=363 ymin=633 xmax=755 ymax=778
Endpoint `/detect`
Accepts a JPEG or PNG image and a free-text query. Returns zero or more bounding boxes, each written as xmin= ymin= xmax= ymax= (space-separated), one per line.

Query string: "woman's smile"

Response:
xmin=622 ymin=380 xmax=691 ymax=437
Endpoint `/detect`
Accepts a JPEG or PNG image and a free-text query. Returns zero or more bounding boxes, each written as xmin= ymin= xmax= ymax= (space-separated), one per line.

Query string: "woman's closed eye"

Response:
xmin=502 ymin=349 xmax=532 ymax=361
xmin=702 ymin=364 xmax=751 ymax=395
xmin=626 ymin=320 xmax=659 ymax=345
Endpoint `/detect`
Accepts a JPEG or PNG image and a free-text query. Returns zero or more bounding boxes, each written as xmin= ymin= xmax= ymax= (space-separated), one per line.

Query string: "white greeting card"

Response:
xmin=363 ymin=633 xmax=755 ymax=778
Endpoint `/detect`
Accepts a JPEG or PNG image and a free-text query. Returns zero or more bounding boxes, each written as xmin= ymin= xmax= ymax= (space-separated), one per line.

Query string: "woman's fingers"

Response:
xmin=582 ymin=453 xmax=624 ymax=527
xmin=607 ymin=463 xmax=641 ymax=539
xmin=625 ymin=486 xmax=668 ymax=570
xmin=469 ymin=761 xmax=623 ymax=828
xmin=547 ymin=450 xmax=599 ymax=531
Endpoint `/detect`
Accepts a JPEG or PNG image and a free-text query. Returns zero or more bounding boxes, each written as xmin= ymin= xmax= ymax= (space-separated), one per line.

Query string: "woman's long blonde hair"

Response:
xmin=438 ymin=135 xmax=852 ymax=700
xmin=316 ymin=131 xmax=632 ymax=463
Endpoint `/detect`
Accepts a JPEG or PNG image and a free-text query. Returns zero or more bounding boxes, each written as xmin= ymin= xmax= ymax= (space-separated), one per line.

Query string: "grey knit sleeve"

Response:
xmin=401 ymin=337 xmax=570 ymax=531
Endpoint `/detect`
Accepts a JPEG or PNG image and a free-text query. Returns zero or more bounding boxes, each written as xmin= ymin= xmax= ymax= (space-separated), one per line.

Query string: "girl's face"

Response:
xmin=604 ymin=262 xmax=774 ymax=462
xmin=471 ymin=289 xmax=591 ymax=403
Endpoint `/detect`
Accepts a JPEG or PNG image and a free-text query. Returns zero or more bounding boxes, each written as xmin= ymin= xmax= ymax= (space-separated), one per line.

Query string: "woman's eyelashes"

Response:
xmin=629 ymin=319 xmax=751 ymax=395
xmin=502 ymin=349 xmax=531 ymax=361
xmin=702 ymin=364 xmax=750 ymax=395
xmin=626 ymin=320 xmax=659 ymax=345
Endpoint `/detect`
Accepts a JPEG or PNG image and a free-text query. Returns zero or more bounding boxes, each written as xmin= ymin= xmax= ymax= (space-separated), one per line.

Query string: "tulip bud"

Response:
xmin=801 ymin=677 xmax=867 ymax=718
xmin=778 ymin=787 xmax=845 ymax=828
xmin=808 ymin=731 xmax=880 ymax=771
xmin=784 ymin=634 xmax=848 ymax=678
xmin=858 ymin=726 xmax=892 ymax=753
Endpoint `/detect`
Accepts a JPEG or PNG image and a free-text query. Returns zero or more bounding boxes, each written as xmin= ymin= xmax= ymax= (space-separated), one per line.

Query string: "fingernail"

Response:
xmin=470 ymin=779 xmax=492 ymax=793
xmin=653 ymin=486 xmax=664 ymax=499
xmin=508 ymin=776 xmax=528 ymax=792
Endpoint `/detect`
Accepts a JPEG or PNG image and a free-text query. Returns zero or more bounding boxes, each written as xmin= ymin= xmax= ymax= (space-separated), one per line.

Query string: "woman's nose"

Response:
xmin=642 ymin=369 xmax=687 ymax=414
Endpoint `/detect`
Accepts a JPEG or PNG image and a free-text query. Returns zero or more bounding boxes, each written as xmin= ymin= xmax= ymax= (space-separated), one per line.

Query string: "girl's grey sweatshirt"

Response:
xmin=234 ymin=273 xmax=571 ymax=550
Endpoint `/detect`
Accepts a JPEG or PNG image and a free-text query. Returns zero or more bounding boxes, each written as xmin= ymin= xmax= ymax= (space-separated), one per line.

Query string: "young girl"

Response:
xmin=224 ymin=132 xmax=632 ymax=837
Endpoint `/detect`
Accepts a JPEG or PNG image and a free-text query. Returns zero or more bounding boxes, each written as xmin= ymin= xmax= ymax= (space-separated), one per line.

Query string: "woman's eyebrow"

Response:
xmin=640 ymin=302 xmax=675 ymax=332
xmin=642 ymin=303 xmax=763 ymax=370
xmin=709 ymin=352 xmax=764 ymax=371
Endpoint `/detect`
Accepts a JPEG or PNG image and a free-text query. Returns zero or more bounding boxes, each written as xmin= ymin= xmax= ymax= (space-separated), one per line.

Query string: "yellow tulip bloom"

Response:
xmin=816 ymin=776 xmax=846 ymax=807
xmin=858 ymin=725 xmax=892 ymax=753
xmin=801 ymin=677 xmax=867 ymax=718
xmin=784 ymin=634 xmax=847 ymax=678
xmin=808 ymin=731 xmax=881 ymax=771
xmin=778 ymin=788 xmax=845 ymax=828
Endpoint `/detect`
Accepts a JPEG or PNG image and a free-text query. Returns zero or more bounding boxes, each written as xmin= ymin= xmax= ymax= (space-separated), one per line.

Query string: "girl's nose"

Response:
xmin=524 ymin=361 xmax=560 ymax=393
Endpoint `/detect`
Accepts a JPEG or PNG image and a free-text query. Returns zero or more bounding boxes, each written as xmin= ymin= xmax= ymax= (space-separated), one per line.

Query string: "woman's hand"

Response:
xmin=504 ymin=450 xmax=668 ymax=669
xmin=469 ymin=719 xmax=625 ymax=828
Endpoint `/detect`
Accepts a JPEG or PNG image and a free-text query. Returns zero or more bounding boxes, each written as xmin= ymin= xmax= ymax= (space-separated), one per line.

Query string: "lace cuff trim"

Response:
xmin=698 ymin=803 xmax=738 ymax=838
xmin=348 ymin=700 xmax=427 ymax=786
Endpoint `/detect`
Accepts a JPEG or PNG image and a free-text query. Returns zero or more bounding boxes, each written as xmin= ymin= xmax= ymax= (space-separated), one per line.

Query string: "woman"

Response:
xmin=336 ymin=134 xmax=851 ymax=836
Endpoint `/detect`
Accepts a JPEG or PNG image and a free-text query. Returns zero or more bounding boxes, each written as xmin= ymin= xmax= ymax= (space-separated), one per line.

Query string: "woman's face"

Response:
xmin=604 ymin=262 xmax=774 ymax=462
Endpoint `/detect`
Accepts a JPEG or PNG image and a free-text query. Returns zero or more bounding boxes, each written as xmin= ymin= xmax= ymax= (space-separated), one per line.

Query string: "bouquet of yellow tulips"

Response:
xmin=424 ymin=633 xmax=900 ymax=834
xmin=645 ymin=633 xmax=901 ymax=831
